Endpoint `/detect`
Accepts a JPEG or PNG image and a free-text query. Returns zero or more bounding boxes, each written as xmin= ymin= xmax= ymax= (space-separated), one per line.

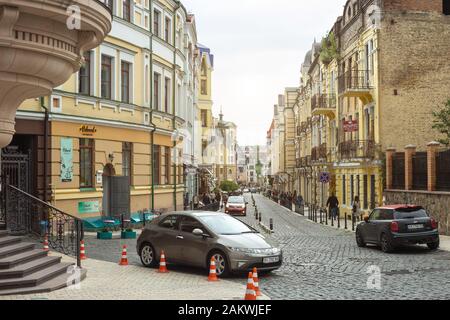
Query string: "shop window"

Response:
xmin=122 ymin=142 xmax=132 ymax=179
xmin=79 ymin=139 xmax=94 ymax=188
xmin=153 ymin=145 xmax=160 ymax=185
xmin=165 ymin=147 xmax=171 ymax=185
xmin=79 ymin=51 xmax=91 ymax=95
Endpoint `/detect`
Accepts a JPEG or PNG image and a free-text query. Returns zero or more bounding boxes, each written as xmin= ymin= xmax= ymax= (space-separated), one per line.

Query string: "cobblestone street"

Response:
xmin=231 ymin=193 xmax=450 ymax=300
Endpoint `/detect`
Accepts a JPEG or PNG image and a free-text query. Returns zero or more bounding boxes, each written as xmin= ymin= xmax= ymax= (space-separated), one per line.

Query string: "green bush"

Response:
xmin=219 ymin=180 xmax=239 ymax=193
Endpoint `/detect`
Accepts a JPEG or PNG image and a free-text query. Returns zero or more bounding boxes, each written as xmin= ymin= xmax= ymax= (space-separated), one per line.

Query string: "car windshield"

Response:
xmin=394 ymin=208 xmax=428 ymax=219
xmin=227 ymin=196 xmax=244 ymax=204
xmin=198 ymin=215 xmax=255 ymax=235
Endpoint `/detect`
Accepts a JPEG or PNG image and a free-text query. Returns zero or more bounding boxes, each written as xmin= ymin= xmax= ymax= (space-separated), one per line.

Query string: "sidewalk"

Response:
xmin=0 ymin=253 xmax=270 ymax=300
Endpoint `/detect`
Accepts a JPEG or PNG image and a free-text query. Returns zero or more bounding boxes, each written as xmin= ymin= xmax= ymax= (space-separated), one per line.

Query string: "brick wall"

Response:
xmin=383 ymin=0 xmax=443 ymax=13
xmin=378 ymin=10 xmax=450 ymax=151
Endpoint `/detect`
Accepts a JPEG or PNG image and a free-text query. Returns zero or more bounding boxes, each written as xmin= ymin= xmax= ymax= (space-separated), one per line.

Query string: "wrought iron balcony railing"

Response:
xmin=338 ymin=70 xmax=374 ymax=95
xmin=311 ymin=144 xmax=328 ymax=162
xmin=311 ymin=94 xmax=337 ymax=112
xmin=338 ymin=140 xmax=376 ymax=160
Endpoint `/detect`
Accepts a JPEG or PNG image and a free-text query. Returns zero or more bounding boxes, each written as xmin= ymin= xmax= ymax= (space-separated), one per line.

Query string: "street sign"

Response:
xmin=343 ymin=120 xmax=359 ymax=132
xmin=319 ymin=172 xmax=330 ymax=184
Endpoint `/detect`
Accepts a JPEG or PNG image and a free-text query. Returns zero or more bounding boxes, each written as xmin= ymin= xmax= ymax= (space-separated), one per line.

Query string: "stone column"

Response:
xmin=404 ymin=145 xmax=417 ymax=191
xmin=386 ymin=147 xmax=396 ymax=190
xmin=427 ymin=141 xmax=440 ymax=192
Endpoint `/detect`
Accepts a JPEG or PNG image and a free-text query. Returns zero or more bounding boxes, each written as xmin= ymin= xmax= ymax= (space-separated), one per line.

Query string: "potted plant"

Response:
xmin=97 ymin=227 xmax=113 ymax=240
xmin=121 ymin=227 xmax=136 ymax=239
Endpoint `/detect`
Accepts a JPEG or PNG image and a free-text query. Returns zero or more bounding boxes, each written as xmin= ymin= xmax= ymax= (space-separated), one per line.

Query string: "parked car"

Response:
xmin=355 ymin=205 xmax=440 ymax=253
xmin=225 ymin=196 xmax=248 ymax=216
xmin=136 ymin=211 xmax=282 ymax=277
xmin=243 ymin=188 xmax=250 ymax=193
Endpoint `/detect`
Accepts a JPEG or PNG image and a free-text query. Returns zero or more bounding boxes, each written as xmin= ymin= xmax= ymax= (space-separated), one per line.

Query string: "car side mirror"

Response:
xmin=364 ymin=215 xmax=370 ymax=223
xmin=193 ymin=228 xmax=204 ymax=236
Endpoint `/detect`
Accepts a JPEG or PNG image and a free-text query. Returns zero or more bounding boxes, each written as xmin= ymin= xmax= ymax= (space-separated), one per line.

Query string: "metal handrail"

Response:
xmin=5 ymin=184 xmax=83 ymax=267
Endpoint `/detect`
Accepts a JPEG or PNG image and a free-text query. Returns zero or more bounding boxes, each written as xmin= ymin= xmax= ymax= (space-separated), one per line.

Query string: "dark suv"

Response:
xmin=355 ymin=205 xmax=440 ymax=253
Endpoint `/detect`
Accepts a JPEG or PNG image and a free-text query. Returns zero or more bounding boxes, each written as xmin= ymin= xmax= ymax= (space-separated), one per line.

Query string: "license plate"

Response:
xmin=407 ymin=224 xmax=424 ymax=230
xmin=263 ymin=256 xmax=279 ymax=264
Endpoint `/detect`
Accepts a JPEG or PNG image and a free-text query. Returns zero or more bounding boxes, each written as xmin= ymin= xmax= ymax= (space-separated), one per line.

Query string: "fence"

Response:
xmin=391 ymin=152 xmax=405 ymax=189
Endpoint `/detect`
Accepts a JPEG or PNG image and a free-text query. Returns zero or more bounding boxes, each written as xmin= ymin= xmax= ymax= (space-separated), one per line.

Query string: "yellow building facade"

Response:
xmin=8 ymin=0 xmax=202 ymax=223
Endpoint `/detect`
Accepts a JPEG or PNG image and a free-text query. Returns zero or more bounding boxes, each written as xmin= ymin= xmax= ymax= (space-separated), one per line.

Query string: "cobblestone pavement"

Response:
xmin=231 ymin=193 xmax=450 ymax=300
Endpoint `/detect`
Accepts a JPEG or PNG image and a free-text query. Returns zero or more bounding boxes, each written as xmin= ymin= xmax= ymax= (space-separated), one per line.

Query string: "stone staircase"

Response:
xmin=0 ymin=229 xmax=86 ymax=296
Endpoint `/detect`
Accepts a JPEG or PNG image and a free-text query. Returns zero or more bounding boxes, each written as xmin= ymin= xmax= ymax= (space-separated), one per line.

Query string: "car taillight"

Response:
xmin=390 ymin=221 xmax=399 ymax=232
xmin=431 ymin=218 xmax=438 ymax=230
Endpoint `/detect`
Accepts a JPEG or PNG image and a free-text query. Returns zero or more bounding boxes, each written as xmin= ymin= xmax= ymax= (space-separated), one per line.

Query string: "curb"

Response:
xmin=258 ymin=221 xmax=274 ymax=234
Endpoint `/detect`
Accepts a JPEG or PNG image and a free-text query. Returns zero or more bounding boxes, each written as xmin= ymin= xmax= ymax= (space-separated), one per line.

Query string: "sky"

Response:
xmin=182 ymin=0 xmax=346 ymax=146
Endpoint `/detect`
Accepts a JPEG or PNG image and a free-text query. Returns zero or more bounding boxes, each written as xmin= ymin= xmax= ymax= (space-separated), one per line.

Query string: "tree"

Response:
xmin=319 ymin=31 xmax=338 ymax=65
xmin=432 ymin=99 xmax=450 ymax=146
xmin=219 ymin=180 xmax=239 ymax=193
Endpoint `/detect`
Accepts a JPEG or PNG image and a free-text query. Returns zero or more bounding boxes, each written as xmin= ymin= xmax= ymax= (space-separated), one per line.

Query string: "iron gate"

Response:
xmin=412 ymin=152 xmax=427 ymax=190
xmin=436 ymin=149 xmax=450 ymax=191
xmin=0 ymin=146 xmax=31 ymax=231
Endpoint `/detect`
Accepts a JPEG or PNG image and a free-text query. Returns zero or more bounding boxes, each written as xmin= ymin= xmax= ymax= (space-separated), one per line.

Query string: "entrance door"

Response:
xmin=110 ymin=176 xmax=130 ymax=220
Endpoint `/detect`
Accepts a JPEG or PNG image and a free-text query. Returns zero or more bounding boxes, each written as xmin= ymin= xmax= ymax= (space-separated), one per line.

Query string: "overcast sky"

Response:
xmin=182 ymin=0 xmax=346 ymax=146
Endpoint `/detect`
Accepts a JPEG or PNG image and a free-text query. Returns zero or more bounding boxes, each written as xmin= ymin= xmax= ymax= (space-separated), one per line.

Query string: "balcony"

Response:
xmin=0 ymin=0 xmax=112 ymax=147
xmin=311 ymin=94 xmax=337 ymax=119
xmin=338 ymin=70 xmax=374 ymax=104
xmin=338 ymin=140 xmax=376 ymax=160
xmin=311 ymin=144 xmax=328 ymax=163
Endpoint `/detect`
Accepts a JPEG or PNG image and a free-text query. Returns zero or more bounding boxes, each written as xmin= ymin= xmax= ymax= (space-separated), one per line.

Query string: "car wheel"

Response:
xmin=140 ymin=242 xmax=157 ymax=268
xmin=427 ymin=240 xmax=440 ymax=251
xmin=356 ymin=230 xmax=366 ymax=248
xmin=209 ymin=251 xmax=230 ymax=278
xmin=380 ymin=233 xmax=395 ymax=253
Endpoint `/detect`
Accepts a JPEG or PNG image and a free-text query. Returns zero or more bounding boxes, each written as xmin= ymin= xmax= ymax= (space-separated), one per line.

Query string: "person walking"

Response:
xmin=351 ymin=196 xmax=361 ymax=224
xmin=202 ymin=193 xmax=211 ymax=206
xmin=326 ymin=193 xmax=339 ymax=221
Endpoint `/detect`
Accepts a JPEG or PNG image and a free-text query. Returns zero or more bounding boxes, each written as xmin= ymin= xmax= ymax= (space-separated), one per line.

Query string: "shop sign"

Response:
xmin=343 ymin=120 xmax=358 ymax=132
xmin=79 ymin=125 xmax=97 ymax=136
xmin=60 ymin=137 xmax=73 ymax=182
xmin=78 ymin=201 xmax=100 ymax=214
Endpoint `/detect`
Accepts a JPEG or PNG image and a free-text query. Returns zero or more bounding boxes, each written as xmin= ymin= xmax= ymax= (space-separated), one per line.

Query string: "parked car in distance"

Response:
xmin=355 ymin=205 xmax=440 ymax=253
xmin=225 ymin=196 xmax=248 ymax=216
xmin=136 ymin=211 xmax=282 ymax=277
xmin=242 ymin=188 xmax=250 ymax=193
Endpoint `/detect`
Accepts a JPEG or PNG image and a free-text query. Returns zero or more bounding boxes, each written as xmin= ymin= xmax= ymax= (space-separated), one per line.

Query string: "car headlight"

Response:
xmin=228 ymin=247 xmax=281 ymax=255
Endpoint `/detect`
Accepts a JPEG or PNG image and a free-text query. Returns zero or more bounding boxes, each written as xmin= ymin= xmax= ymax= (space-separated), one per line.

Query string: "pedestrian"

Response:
xmin=202 ymin=193 xmax=211 ymax=206
xmin=326 ymin=193 xmax=339 ymax=221
xmin=193 ymin=194 xmax=199 ymax=209
xmin=184 ymin=192 xmax=189 ymax=210
xmin=351 ymin=196 xmax=361 ymax=224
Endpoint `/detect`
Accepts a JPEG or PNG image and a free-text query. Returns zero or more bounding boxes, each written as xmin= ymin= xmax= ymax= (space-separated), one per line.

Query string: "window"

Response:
xmin=153 ymin=73 xmax=160 ymax=109
xmin=379 ymin=209 xmax=394 ymax=221
xmin=123 ymin=0 xmax=131 ymax=22
xmin=201 ymin=80 xmax=207 ymax=95
xmin=101 ymin=55 xmax=112 ymax=99
xmin=201 ymin=59 xmax=207 ymax=76
xmin=180 ymin=217 xmax=204 ymax=234
xmin=363 ymin=175 xmax=368 ymax=210
xmin=121 ymin=61 xmax=130 ymax=103
xmin=342 ymin=175 xmax=346 ymax=205
xmin=159 ymin=215 xmax=180 ymax=230
xmin=369 ymin=209 xmax=381 ymax=221
xmin=202 ymin=140 xmax=207 ymax=155
xmin=153 ymin=145 xmax=160 ymax=185
xmin=79 ymin=51 xmax=91 ymax=95
xmin=350 ymin=175 xmax=354 ymax=203
xmin=105 ymin=0 xmax=114 ymax=12
xmin=444 ymin=0 xmax=450 ymax=15
xmin=122 ymin=142 xmax=132 ymax=178
xmin=165 ymin=147 xmax=171 ymax=184
xmin=79 ymin=139 xmax=94 ymax=188
xmin=153 ymin=10 xmax=160 ymax=36
xmin=164 ymin=17 xmax=171 ymax=43
xmin=201 ymin=110 xmax=207 ymax=127
xmin=164 ymin=77 xmax=170 ymax=113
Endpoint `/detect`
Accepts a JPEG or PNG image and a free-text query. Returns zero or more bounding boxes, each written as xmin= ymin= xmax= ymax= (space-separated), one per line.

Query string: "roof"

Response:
xmin=166 ymin=211 xmax=226 ymax=217
xmin=377 ymin=205 xmax=422 ymax=210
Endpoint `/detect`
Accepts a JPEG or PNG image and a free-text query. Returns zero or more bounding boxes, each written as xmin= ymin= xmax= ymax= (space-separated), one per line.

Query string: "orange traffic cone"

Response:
xmin=207 ymin=257 xmax=219 ymax=282
xmin=244 ymin=272 xmax=257 ymax=300
xmin=119 ymin=245 xmax=129 ymax=266
xmin=252 ymin=267 xmax=262 ymax=296
xmin=43 ymin=234 xmax=49 ymax=252
xmin=80 ymin=240 xmax=87 ymax=260
xmin=158 ymin=250 xmax=169 ymax=273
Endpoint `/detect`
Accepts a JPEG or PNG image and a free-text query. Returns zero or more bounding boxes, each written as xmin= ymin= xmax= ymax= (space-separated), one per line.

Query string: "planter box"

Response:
xmin=121 ymin=231 xmax=136 ymax=239
xmin=97 ymin=231 xmax=113 ymax=240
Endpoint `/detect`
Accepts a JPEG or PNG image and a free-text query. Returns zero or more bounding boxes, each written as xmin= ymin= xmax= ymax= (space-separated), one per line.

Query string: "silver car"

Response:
xmin=136 ymin=211 xmax=282 ymax=277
